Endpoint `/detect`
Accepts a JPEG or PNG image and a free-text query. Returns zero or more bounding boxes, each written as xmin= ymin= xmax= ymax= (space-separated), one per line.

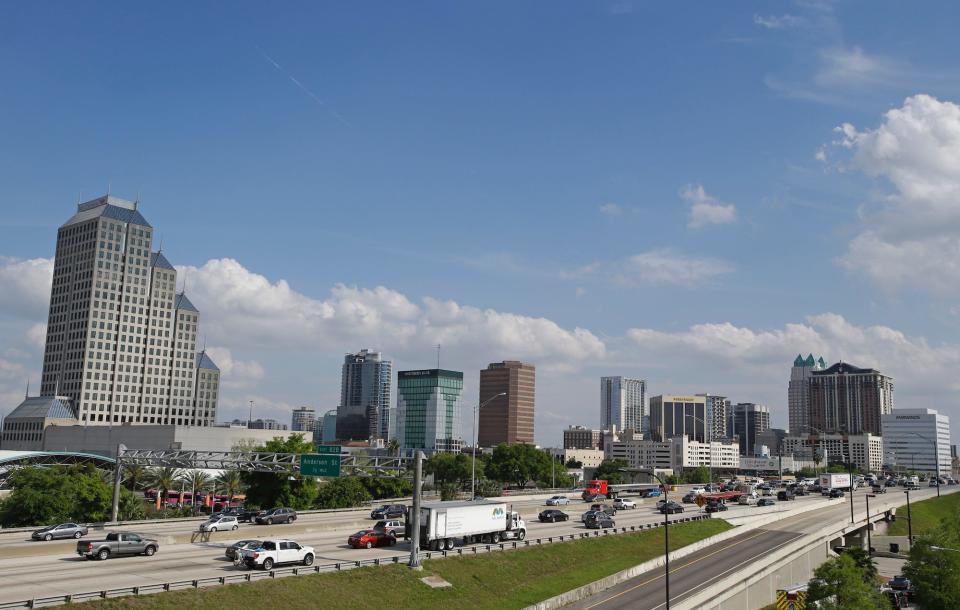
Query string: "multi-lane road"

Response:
xmin=0 ymin=488 xmax=840 ymax=604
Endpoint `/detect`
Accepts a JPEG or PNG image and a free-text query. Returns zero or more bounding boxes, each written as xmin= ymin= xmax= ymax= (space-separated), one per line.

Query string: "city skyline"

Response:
xmin=4 ymin=3 xmax=960 ymax=447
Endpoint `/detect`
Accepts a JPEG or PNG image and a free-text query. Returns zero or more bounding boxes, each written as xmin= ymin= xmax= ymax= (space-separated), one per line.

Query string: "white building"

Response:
xmin=669 ymin=436 xmax=740 ymax=471
xmin=882 ymin=408 xmax=951 ymax=476
xmin=781 ymin=433 xmax=884 ymax=472
xmin=563 ymin=448 xmax=605 ymax=468
xmin=600 ymin=377 xmax=645 ymax=431
xmin=604 ymin=429 xmax=739 ymax=471
xmin=291 ymin=406 xmax=316 ymax=432
xmin=739 ymin=456 xmax=815 ymax=474
xmin=699 ymin=394 xmax=729 ymax=441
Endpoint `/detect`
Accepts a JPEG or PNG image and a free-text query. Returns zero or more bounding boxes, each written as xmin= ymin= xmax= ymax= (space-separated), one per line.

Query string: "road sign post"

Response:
xmin=301 ymin=448 xmax=341 ymax=477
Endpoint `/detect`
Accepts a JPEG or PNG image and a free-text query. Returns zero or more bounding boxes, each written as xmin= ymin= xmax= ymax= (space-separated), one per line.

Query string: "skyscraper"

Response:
xmin=600 ymin=377 xmax=645 ymax=431
xmin=809 ymin=362 xmax=893 ymax=436
xmin=291 ymin=406 xmax=316 ymax=432
xmin=788 ymin=354 xmax=825 ymax=435
xmin=337 ymin=349 xmax=392 ymax=441
xmin=881 ymin=408 xmax=951 ymax=476
xmin=728 ymin=403 xmax=771 ymax=456
xmin=392 ymin=369 xmax=463 ymax=452
xmin=477 ymin=361 xmax=535 ymax=447
xmin=39 ymin=195 xmax=218 ymax=426
xmin=648 ymin=394 xmax=707 ymax=442
xmin=699 ymin=393 xmax=729 ymax=440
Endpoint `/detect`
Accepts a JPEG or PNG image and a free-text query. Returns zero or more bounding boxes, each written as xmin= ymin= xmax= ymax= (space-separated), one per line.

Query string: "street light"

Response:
xmin=865 ymin=493 xmax=876 ymax=555
xmin=637 ymin=469 xmax=671 ymax=610
xmin=907 ymin=431 xmax=941 ymax=497
xmin=904 ymin=488 xmax=914 ymax=548
xmin=808 ymin=426 xmax=829 ymax=475
xmin=931 ymin=546 xmax=960 ymax=553
xmin=470 ymin=392 xmax=507 ymax=499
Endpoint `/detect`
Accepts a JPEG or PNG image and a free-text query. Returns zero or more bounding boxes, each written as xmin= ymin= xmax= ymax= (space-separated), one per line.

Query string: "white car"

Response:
xmin=242 ymin=539 xmax=315 ymax=570
xmin=738 ymin=495 xmax=758 ymax=505
xmin=690 ymin=487 xmax=707 ymax=495
xmin=546 ymin=496 xmax=570 ymax=506
xmin=201 ymin=515 xmax=239 ymax=532
xmin=612 ymin=499 xmax=637 ymax=510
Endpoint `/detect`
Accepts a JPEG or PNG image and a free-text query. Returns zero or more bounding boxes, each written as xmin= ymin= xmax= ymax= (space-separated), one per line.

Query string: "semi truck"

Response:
xmin=581 ymin=480 xmax=661 ymax=500
xmin=820 ymin=473 xmax=851 ymax=492
xmin=408 ymin=500 xmax=526 ymax=551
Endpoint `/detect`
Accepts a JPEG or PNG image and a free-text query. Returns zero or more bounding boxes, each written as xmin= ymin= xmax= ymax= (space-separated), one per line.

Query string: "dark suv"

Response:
xmin=371 ymin=504 xmax=407 ymax=519
xmin=254 ymin=508 xmax=297 ymax=525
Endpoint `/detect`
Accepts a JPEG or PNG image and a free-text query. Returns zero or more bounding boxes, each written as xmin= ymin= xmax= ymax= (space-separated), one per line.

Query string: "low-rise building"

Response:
xmin=563 ymin=448 xmax=605 ymax=468
xmin=738 ymin=455 xmax=815 ymax=474
xmin=781 ymin=433 xmax=883 ymax=472
xmin=0 ymin=395 xmax=78 ymax=451
xmin=563 ymin=425 xmax=604 ymax=450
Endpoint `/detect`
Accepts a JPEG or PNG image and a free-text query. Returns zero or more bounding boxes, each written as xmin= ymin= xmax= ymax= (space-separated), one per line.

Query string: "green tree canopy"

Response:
xmin=0 ymin=465 xmax=114 ymax=527
xmin=904 ymin=511 xmax=960 ymax=609
xmin=807 ymin=553 xmax=886 ymax=609
xmin=241 ymin=434 xmax=318 ymax=509
xmin=360 ymin=476 xmax=413 ymax=500
xmin=565 ymin=458 xmax=583 ymax=469
xmin=592 ymin=459 xmax=630 ymax=485
xmin=424 ymin=453 xmax=482 ymax=489
xmin=314 ymin=477 xmax=372 ymax=509
xmin=486 ymin=443 xmax=552 ymax=488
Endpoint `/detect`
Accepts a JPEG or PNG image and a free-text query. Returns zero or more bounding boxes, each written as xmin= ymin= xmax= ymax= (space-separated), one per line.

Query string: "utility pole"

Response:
xmin=248 ymin=400 xmax=254 ymax=429
xmin=409 ymin=450 xmax=423 ymax=569
xmin=110 ymin=444 xmax=125 ymax=523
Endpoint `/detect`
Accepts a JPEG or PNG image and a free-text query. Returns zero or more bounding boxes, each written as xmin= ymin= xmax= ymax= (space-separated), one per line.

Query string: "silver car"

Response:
xmin=32 ymin=523 xmax=89 ymax=541
xmin=200 ymin=515 xmax=240 ymax=532
xmin=546 ymin=496 xmax=571 ymax=506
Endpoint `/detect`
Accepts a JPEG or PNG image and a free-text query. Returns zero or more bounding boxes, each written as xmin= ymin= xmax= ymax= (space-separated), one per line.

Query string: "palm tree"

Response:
xmin=181 ymin=470 xmax=213 ymax=514
xmin=123 ymin=464 xmax=149 ymax=491
xmin=147 ymin=467 xmax=181 ymax=513
xmin=216 ymin=470 xmax=244 ymax=503
xmin=387 ymin=439 xmax=401 ymax=457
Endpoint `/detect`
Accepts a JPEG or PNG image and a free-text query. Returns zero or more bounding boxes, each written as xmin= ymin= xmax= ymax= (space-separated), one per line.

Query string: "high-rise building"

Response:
xmin=337 ymin=349 xmax=392 ymax=441
xmin=248 ymin=418 xmax=287 ymax=430
xmin=392 ymin=369 xmax=463 ymax=452
xmin=291 ymin=406 xmax=316 ymax=432
xmin=600 ymin=377 xmax=645 ymax=431
xmin=194 ymin=350 xmax=220 ymax=425
xmin=788 ymin=354 xmax=825 ymax=435
xmin=728 ymin=403 xmax=771 ymax=456
xmin=313 ymin=409 xmax=338 ymax=445
xmin=648 ymin=394 xmax=707 ymax=443
xmin=477 ymin=361 xmax=535 ymax=447
xmin=39 ymin=195 xmax=218 ymax=426
xmin=809 ymin=362 xmax=893 ymax=436
xmin=881 ymin=408 xmax=951 ymax=476
xmin=699 ymin=394 xmax=729 ymax=440
xmin=563 ymin=425 xmax=604 ymax=450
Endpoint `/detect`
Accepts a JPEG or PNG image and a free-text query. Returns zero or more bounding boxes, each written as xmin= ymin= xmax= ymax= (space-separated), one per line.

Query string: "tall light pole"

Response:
xmin=471 ymin=392 xmax=507 ymax=499
xmin=904 ymin=488 xmax=914 ymax=548
xmin=247 ymin=400 xmax=254 ymax=429
xmin=865 ymin=493 xmax=875 ymax=555
xmin=908 ymin=431 xmax=941 ymax=497
xmin=636 ymin=469 xmax=670 ymax=610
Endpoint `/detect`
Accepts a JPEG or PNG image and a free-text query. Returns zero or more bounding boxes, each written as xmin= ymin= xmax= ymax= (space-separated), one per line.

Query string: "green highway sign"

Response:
xmin=315 ymin=445 xmax=341 ymax=454
xmin=301 ymin=452 xmax=341 ymax=477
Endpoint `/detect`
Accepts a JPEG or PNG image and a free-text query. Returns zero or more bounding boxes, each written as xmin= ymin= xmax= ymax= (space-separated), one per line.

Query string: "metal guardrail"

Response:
xmin=0 ymin=515 xmax=712 ymax=608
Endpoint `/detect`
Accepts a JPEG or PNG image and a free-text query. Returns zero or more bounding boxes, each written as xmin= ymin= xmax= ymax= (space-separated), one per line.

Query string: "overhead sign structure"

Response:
xmin=301 ymin=449 xmax=341 ymax=477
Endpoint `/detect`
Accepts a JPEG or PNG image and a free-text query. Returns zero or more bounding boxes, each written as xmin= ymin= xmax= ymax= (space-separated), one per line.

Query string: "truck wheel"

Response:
xmin=144 ymin=546 xmax=156 ymax=556
xmin=303 ymin=554 xmax=314 ymax=566
xmin=44 ymin=534 xmax=52 ymax=541
xmin=74 ymin=531 xmax=83 ymax=539
xmin=445 ymin=539 xmax=455 ymax=550
xmin=518 ymin=530 xmax=526 ymax=541
xmin=97 ymin=549 xmax=110 ymax=561
xmin=262 ymin=558 xmax=274 ymax=571
xmin=491 ymin=533 xmax=501 ymax=544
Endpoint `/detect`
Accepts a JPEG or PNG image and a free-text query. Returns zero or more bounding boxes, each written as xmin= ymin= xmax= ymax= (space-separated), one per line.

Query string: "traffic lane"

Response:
xmin=564 ymin=528 xmax=803 ymax=610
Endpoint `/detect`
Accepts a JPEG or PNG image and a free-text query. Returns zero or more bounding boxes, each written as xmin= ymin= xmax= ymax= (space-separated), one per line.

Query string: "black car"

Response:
xmin=829 ymin=489 xmax=845 ymax=498
xmin=681 ymin=492 xmax=698 ymax=503
xmin=871 ymin=485 xmax=886 ymax=494
xmin=254 ymin=508 xmax=297 ymax=525
xmin=757 ymin=499 xmax=776 ymax=507
xmin=238 ymin=508 xmax=265 ymax=523
xmin=539 ymin=509 xmax=570 ymax=523
xmin=584 ymin=514 xmax=616 ymax=529
xmin=225 ymin=539 xmax=261 ymax=560
xmin=370 ymin=504 xmax=407 ymax=519
xmin=705 ymin=502 xmax=728 ymax=513
xmin=659 ymin=502 xmax=684 ymax=514
xmin=776 ymin=491 xmax=795 ymax=501
xmin=213 ymin=507 xmax=245 ymax=519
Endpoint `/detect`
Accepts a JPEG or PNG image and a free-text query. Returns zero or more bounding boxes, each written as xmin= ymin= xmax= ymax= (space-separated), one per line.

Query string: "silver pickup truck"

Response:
xmin=76 ymin=532 xmax=159 ymax=560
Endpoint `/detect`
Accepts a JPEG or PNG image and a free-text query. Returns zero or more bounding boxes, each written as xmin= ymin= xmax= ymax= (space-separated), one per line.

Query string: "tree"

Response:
xmin=807 ymin=553 xmax=887 ymax=609
xmin=904 ymin=512 xmax=960 ymax=609
xmin=424 ymin=453 xmax=481 ymax=489
xmin=216 ymin=470 xmax=244 ymax=500
xmin=122 ymin=464 xmax=149 ymax=491
xmin=147 ymin=467 xmax=182 ymax=509
xmin=241 ymin=434 xmax=318 ymax=509
xmin=360 ymin=477 xmax=412 ymax=500
xmin=387 ymin=439 xmax=401 ymax=457
xmin=180 ymin=470 xmax=212 ymax=514
xmin=0 ymin=465 xmax=114 ymax=527
xmin=565 ymin=458 xmax=583 ymax=469
xmin=314 ymin=477 xmax=372 ymax=509
xmin=684 ymin=466 xmax=710 ymax=484
xmin=486 ymin=444 xmax=553 ymax=488
xmin=592 ymin=459 xmax=630 ymax=485
xmin=118 ymin=487 xmax=146 ymax=521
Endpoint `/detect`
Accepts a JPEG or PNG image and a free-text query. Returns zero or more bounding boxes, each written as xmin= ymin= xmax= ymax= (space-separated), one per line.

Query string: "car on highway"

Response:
xmin=794 ymin=487 xmax=809 ymax=496
xmin=77 ymin=532 xmax=158 ymax=561
xmin=225 ymin=539 xmax=261 ymax=560
xmin=200 ymin=515 xmax=240 ymax=532
xmin=705 ymin=501 xmax=728 ymax=513
xmin=689 ymin=486 xmax=706 ymax=495
xmin=681 ymin=492 xmax=698 ymax=503
xmin=757 ymin=499 xmax=776 ymax=507
xmin=242 ymin=539 xmax=315 ymax=570
xmin=871 ymin=484 xmax=887 ymax=494
xmin=212 ymin=507 xmax=246 ymax=519
xmin=545 ymin=495 xmax=571 ymax=506
xmin=641 ymin=488 xmax=662 ymax=498
xmin=373 ymin=520 xmax=405 ymax=536
xmin=738 ymin=495 xmax=758 ymax=506
xmin=612 ymin=498 xmax=637 ymax=510
xmin=238 ymin=508 xmax=266 ymax=523
xmin=32 ymin=522 xmax=88 ymax=541
xmin=254 ymin=508 xmax=297 ymax=525
xmin=829 ymin=489 xmax=846 ymax=499
xmin=659 ymin=502 xmax=684 ymax=514
xmin=776 ymin=490 xmax=795 ymax=501
xmin=584 ymin=513 xmax=615 ymax=529
xmin=347 ymin=529 xmax=397 ymax=549
xmin=581 ymin=509 xmax=602 ymax=522
xmin=760 ymin=487 xmax=774 ymax=496
xmin=539 ymin=509 xmax=570 ymax=523
xmin=371 ymin=504 xmax=407 ymax=519
xmin=590 ymin=503 xmax=617 ymax=516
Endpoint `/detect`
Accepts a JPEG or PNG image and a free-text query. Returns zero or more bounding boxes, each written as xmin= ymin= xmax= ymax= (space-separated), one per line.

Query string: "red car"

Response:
xmin=348 ymin=529 xmax=397 ymax=549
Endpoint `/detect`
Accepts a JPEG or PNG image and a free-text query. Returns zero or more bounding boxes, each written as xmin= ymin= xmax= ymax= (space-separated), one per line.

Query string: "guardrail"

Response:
xmin=0 ymin=515 xmax=712 ymax=608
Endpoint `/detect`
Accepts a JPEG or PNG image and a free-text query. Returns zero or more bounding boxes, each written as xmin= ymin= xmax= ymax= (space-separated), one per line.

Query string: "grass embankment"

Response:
xmin=887 ymin=491 xmax=960 ymax=537
xmin=69 ymin=519 xmax=731 ymax=610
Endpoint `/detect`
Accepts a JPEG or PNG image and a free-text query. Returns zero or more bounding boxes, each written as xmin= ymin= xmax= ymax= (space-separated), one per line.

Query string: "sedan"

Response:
xmin=584 ymin=515 xmax=616 ymax=529
xmin=681 ymin=493 xmax=698 ymax=504
xmin=705 ymin=502 xmax=728 ymax=513
xmin=757 ymin=499 xmax=776 ymax=507
xmin=546 ymin=496 xmax=570 ymax=506
xmin=613 ymin=499 xmax=637 ymax=510
xmin=659 ymin=502 xmax=684 ymax=514
xmin=225 ymin=539 xmax=261 ymax=560
xmin=539 ymin=509 xmax=569 ymax=523
xmin=829 ymin=489 xmax=846 ymax=498
xmin=32 ymin=523 xmax=88 ymax=541
xmin=255 ymin=508 xmax=297 ymax=525
xmin=201 ymin=516 xmax=240 ymax=532
xmin=348 ymin=529 xmax=397 ymax=549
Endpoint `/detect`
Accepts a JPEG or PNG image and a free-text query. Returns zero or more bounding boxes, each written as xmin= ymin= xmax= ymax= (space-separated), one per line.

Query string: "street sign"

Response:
xmin=695 ymin=495 xmax=707 ymax=508
xmin=315 ymin=445 xmax=341 ymax=455
xmin=301 ymin=453 xmax=341 ymax=477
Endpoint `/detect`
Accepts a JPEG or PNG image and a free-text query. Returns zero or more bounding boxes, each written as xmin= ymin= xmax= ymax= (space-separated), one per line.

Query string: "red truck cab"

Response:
xmin=582 ymin=480 xmax=609 ymax=500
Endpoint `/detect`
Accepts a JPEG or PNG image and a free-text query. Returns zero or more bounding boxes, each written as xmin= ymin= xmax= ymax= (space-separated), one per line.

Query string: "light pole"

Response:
xmin=908 ymin=431 xmax=941 ymax=497
xmin=865 ymin=493 xmax=875 ymax=555
xmin=247 ymin=400 xmax=254 ymax=429
xmin=931 ymin=546 xmax=960 ymax=553
xmin=638 ymin=469 xmax=671 ymax=610
xmin=904 ymin=488 xmax=914 ymax=548
xmin=808 ymin=426 xmax=829 ymax=476
xmin=470 ymin=392 xmax=507 ymax=499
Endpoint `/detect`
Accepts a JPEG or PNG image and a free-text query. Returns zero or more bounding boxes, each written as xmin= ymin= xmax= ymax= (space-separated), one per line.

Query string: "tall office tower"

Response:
xmin=809 ymin=362 xmax=894 ymax=436
xmin=881 ymin=409 xmax=952 ymax=476
xmin=728 ymin=403 xmax=771 ymax=456
xmin=788 ymin=354 xmax=825 ymax=435
xmin=600 ymin=377 xmax=645 ymax=431
xmin=648 ymin=394 xmax=707 ymax=442
xmin=313 ymin=409 xmax=339 ymax=445
xmin=698 ymin=394 xmax=729 ymax=440
xmin=39 ymin=195 xmax=218 ymax=426
xmin=392 ymin=369 xmax=463 ymax=452
xmin=477 ymin=361 xmax=535 ymax=447
xmin=193 ymin=350 xmax=220 ymax=426
xmin=336 ymin=349 xmax=392 ymax=441
xmin=291 ymin=406 xmax=317 ymax=432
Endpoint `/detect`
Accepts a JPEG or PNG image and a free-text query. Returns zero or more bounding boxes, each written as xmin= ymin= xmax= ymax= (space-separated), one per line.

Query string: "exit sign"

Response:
xmin=301 ymin=451 xmax=341 ymax=477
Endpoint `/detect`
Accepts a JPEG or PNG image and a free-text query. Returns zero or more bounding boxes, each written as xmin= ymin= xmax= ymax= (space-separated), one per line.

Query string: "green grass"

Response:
xmin=68 ymin=519 xmax=732 ymax=610
xmin=887 ymin=492 xmax=960 ymax=537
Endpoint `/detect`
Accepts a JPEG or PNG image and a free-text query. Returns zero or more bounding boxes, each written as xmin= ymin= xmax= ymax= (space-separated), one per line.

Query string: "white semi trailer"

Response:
xmin=409 ymin=500 xmax=527 ymax=551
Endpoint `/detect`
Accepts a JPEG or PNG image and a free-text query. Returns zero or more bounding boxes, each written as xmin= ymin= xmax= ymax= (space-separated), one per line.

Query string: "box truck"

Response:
xmin=408 ymin=500 xmax=527 ymax=551
xmin=820 ymin=473 xmax=851 ymax=491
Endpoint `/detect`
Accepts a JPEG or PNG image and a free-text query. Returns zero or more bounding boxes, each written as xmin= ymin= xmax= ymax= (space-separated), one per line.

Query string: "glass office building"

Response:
xmin=392 ymin=369 xmax=464 ymax=452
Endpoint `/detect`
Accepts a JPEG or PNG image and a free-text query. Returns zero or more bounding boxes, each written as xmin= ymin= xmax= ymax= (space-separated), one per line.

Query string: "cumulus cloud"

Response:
xmin=203 ymin=346 xmax=265 ymax=389
xmin=681 ymin=184 xmax=737 ymax=228
xmin=0 ymin=257 xmax=53 ymax=319
xmin=833 ymin=94 xmax=960 ymax=293
xmin=615 ymin=250 xmax=734 ymax=287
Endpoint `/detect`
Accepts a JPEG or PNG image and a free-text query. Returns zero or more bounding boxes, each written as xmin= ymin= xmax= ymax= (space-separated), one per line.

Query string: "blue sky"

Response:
xmin=3 ymin=1 xmax=960 ymax=446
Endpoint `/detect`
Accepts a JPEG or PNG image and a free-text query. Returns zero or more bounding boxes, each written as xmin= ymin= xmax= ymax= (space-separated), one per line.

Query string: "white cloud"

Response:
xmin=0 ymin=257 xmax=53 ymax=319
xmin=615 ymin=250 xmax=734 ymax=287
xmin=753 ymin=14 xmax=804 ymax=29
xmin=680 ymin=184 xmax=737 ymax=228
xmin=25 ymin=323 xmax=46 ymax=348
xmin=599 ymin=203 xmax=623 ymax=216
xmin=203 ymin=346 xmax=265 ymax=389
xmin=833 ymin=94 xmax=960 ymax=294
xmin=814 ymin=46 xmax=901 ymax=89
xmin=814 ymin=147 xmax=827 ymax=163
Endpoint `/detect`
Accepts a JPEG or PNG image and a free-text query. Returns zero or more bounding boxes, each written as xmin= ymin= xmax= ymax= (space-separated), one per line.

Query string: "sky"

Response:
xmin=3 ymin=1 xmax=960 ymax=447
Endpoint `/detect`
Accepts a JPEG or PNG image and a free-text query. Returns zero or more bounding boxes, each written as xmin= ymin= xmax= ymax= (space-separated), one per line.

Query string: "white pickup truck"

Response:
xmin=241 ymin=539 xmax=315 ymax=570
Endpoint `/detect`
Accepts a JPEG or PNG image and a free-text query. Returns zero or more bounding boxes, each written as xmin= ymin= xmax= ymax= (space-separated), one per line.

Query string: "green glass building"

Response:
xmin=392 ymin=369 xmax=464 ymax=452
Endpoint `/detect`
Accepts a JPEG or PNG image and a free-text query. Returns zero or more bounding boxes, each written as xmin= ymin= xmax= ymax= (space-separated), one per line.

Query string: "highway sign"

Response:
xmin=315 ymin=445 xmax=341 ymax=455
xmin=695 ymin=495 xmax=707 ymax=508
xmin=301 ymin=453 xmax=341 ymax=477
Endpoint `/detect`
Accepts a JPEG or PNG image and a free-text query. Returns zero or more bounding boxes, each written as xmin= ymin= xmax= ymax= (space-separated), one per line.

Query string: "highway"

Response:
xmin=0 ymin=488 xmax=836 ymax=604
xmin=565 ymin=485 xmax=951 ymax=610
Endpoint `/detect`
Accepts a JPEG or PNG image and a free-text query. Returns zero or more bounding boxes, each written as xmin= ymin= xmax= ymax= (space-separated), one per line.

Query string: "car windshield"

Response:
xmin=351 ymin=531 xmax=371 ymax=537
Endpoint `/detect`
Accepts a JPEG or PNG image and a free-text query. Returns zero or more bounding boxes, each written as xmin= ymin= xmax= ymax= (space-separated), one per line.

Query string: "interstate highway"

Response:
xmin=0 ymin=490 xmax=836 ymax=604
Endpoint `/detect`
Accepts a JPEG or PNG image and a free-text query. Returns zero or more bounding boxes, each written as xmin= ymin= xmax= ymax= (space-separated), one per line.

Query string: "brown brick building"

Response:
xmin=477 ymin=361 xmax=535 ymax=447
